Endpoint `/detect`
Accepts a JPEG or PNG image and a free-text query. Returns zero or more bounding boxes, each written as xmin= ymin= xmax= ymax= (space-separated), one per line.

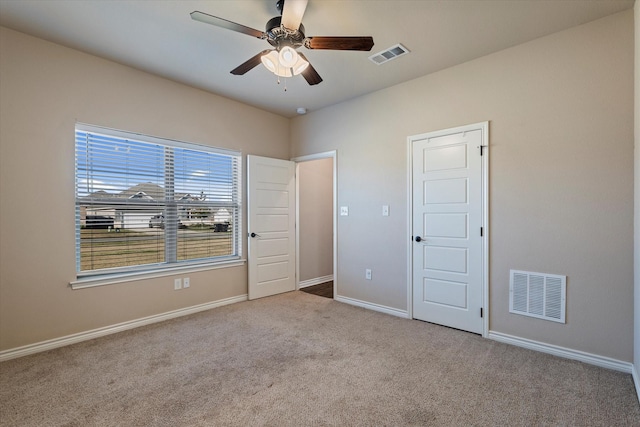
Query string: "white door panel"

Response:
xmin=424 ymin=178 xmax=468 ymax=204
xmin=424 ymin=246 xmax=468 ymax=273
xmin=248 ymin=155 xmax=296 ymax=300
xmin=412 ymin=125 xmax=486 ymax=334
xmin=424 ymin=213 xmax=468 ymax=238
xmin=255 ymin=214 xmax=290 ymax=232
xmin=257 ymin=238 xmax=289 ymax=257
xmin=256 ymin=190 xmax=290 ymax=208
xmin=423 ymin=278 xmax=468 ymax=308
xmin=424 ymin=144 xmax=468 ymax=171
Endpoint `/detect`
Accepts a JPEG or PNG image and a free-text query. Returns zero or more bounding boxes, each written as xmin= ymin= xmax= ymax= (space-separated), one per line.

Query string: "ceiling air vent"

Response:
xmin=369 ymin=43 xmax=410 ymax=65
xmin=509 ymin=270 xmax=566 ymax=323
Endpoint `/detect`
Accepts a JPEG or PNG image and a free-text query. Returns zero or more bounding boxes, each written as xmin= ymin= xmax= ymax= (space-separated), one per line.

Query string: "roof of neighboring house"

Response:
xmin=85 ymin=183 xmax=201 ymax=202
xmin=119 ymin=182 xmax=164 ymax=200
xmin=86 ymin=190 xmax=111 ymax=198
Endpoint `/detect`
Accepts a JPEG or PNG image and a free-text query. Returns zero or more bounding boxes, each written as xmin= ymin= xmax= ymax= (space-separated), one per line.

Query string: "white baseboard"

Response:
xmin=488 ymin=331 xmax=633 ymax=373
xmin=0 ymin=294 xmax=248 ymax=362
xmin=335 ymin=295 xmax=409 ymax=319
xmin=298 ymin=275 xmax=333 ymax=289
xmin=632 ymin=363 xmax=640 ymax=404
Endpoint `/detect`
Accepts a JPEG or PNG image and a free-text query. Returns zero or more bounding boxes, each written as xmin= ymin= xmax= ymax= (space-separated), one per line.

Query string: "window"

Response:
xmin=75 ymin=124 xmax=242 ymax=277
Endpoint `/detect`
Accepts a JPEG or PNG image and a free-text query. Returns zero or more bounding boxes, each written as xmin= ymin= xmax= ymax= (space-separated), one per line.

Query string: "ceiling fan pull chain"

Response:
xmin=276 ymin=73 xmax=287 ymax=92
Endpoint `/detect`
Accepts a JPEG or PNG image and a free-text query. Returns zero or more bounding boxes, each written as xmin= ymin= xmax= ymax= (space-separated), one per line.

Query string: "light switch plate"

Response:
xmin=382 ymin=205 xmax=389 ymax=216
xmin=340 ymin=206 xmax=349 ymax=216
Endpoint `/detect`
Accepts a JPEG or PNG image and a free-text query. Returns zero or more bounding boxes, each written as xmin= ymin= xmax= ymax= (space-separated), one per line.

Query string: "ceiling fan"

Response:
xmin=190 ymin=0 xmax=374 ymax=86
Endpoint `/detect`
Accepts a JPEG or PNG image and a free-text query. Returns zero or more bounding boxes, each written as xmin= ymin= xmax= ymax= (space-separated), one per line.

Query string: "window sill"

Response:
xmin=70 ymin=259 xmax=247 ymax=290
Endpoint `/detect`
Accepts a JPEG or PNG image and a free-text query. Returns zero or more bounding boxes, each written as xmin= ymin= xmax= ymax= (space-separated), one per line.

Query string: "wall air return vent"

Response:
xmin=509 ymin=270 xmax=566 ymax=323
xmin=369 ymin=44 xmax=410 ymax=65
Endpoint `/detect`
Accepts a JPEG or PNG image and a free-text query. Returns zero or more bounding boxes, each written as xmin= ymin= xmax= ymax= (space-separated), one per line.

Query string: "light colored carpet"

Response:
xmin=1 ymin=291 xmax=639 ymax=426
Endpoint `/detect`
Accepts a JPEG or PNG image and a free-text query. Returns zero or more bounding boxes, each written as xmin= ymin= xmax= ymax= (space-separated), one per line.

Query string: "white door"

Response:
xmin=248 ymin=155 xmax=296 ymax=300
xmin=411 ymin=125 xmax=486 ymax=334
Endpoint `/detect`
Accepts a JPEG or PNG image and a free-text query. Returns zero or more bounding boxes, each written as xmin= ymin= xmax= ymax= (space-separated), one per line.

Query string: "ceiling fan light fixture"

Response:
xmin=261 ymin=49 xmax=308 ymax=77
xmin=278 ymin=46 xmax=298 ymax=68
xmin=291 ymin=56 xmax=309 ymax=75
xmin=261 ymin=51 xmax=279 ymax=73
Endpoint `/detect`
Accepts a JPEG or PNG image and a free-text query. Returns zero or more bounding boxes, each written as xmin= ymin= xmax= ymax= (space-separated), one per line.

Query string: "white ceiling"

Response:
xmin=0 ymin=0 xmax=634 ymax=118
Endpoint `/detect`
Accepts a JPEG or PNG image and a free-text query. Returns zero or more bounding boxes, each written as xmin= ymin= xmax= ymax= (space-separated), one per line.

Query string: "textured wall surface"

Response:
xmin=0 ymin=27 xmax=289 ymax=351
xmin=292 ymin=11 xmax=634 ymax=361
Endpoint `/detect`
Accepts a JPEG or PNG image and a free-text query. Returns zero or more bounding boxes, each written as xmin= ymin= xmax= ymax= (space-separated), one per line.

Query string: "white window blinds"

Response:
xmin=75 ymin=124 xmax=242 ymax=276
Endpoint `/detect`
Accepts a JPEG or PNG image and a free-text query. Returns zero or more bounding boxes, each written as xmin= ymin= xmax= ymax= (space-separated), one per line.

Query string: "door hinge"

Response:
xmin=480 ymin=308 xmax=484 ymax=318
xmin=480 ymin=227 xmax=484 ymax=237
xmin=480 ymin=145 xmax=486 ymax=156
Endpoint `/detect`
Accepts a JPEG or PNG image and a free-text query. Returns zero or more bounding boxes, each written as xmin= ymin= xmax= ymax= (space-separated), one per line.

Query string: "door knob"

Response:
xmin=414 ymin=236 xmax=422 ymax=242
xmin=250 ymin=232 xmax=260 ymax=238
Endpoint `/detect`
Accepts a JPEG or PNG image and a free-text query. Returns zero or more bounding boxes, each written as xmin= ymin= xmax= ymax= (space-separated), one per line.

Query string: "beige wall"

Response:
xmin=292 ymin=11 xmax=635 ymax=361
xmin=0 ymin=27 xmax=289 ymax=351
xmin=298 ymin=158 xmax=333 ymax=282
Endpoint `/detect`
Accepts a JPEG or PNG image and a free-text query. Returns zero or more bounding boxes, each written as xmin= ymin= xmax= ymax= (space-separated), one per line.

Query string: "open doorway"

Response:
xmin=294 ymin=152 xmax=336 ymax=299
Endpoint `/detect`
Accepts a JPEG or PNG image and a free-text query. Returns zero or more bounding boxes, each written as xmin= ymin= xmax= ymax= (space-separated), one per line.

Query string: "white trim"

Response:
xmin=71 ymin=259 xmax=246 ymax=289
xmin=633 ymin=364 xmax=640 ymax=404
xmin=406 ymin=137 xmax=413 ymax=319
xmin=292 ymin=151 xmax=337 ymax=298
xmin=480 ymin=122 xmax=490 ymax=337
xmin=291 ymin=151 xmax=337 ymax=163
xmin=295 ymin=161 xmax=301 ymax=291
xmin=298 ymin=275 xmax=334 ymax=289
xmin=0 ymin=294 xmax=247 ymax=362
xmin=488 ymin=331 xmax=633 ymax=373
xmin=335 ymin=295 xmax=410 ymax=319
xmin=407 ymin=122 xmax=489 ymax=335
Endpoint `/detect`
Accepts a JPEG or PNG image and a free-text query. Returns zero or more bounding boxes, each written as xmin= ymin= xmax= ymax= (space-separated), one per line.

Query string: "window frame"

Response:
xmin=73 ymin=123 xmax=243 ymax=286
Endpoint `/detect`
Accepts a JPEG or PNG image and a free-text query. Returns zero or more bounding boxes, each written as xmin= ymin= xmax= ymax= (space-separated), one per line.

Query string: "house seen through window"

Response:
xmin=75 ymin=124 xmax=241 ymax=275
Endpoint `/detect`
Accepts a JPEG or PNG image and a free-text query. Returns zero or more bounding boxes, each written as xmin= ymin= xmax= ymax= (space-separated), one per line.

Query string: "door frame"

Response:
xmin=291 ymin=151 xmax=338 ymax=298
xmin=407 ymin=122 xmax=489 ymax=336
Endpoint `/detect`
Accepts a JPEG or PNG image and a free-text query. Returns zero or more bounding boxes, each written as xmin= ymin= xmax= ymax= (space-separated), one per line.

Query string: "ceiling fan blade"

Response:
xmin=305 ymin=36 xmax=374 ymax=51
xmin=190 ymin=11 xmax=265 ymax=39
xmin=281 ymin=0 xmax=308 ymax=31
xmin=231 ymin=50 xmax=272 ymax=75
xmin=298 ymin=53 xmax=322 ymax=85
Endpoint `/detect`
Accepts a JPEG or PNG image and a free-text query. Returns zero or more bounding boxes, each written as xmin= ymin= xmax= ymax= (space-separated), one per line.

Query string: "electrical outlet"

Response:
xmin=174 ymin=278 xmax=182 ymax=290
xmin=365 ymin=269 xmax=372 ymax=280
xmin=340 ymin=206 xmax=349 ymax=216
xmin=183 ymin=277 xmax=190 ymax=288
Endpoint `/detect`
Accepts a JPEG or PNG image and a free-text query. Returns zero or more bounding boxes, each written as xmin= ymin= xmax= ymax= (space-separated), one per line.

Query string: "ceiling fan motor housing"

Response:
xmin=265 ymin=16 xmax=306 ymax=50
